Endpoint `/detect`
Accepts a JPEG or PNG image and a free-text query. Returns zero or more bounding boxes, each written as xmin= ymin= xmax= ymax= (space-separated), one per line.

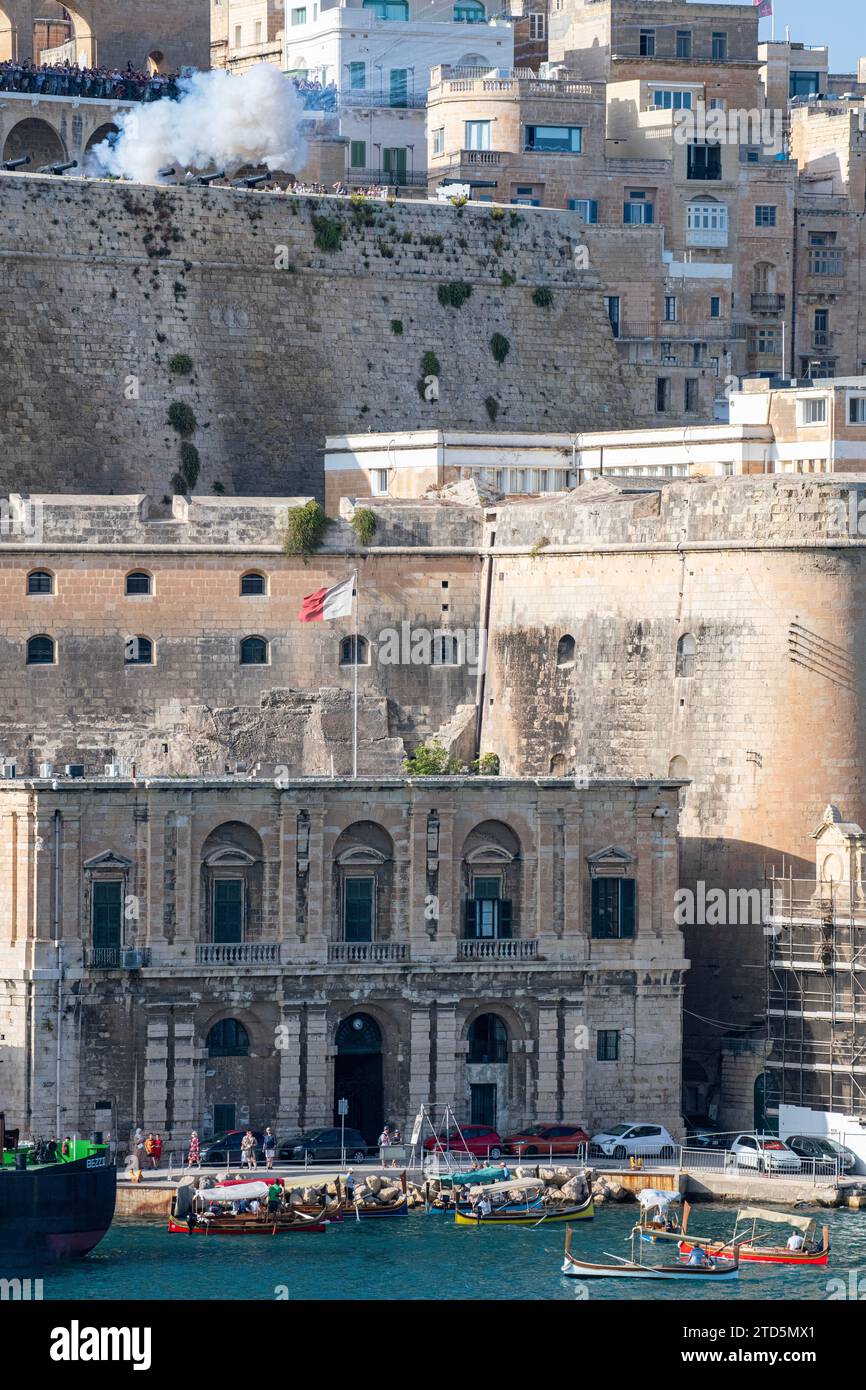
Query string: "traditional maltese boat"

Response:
xmin=168 ymin=1180 xmax=327 ymax=1235
xmin=561 ymin=1226 xmax=739 ymax=1281
xmin=454 ymin=1176 xmax=594 ymax=1226
xmin=633 ymin=1188 xmax=688 ymax=1243
xmin=678 ymin=1206 xmax=830 ymax=1266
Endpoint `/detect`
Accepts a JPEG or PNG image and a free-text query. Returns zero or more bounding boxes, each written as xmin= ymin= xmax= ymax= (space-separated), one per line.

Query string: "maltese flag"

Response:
xmin=297 ymin=574 xmax=355 ymax=622
xmin=755 ymin=0 xmax=772 ymax=16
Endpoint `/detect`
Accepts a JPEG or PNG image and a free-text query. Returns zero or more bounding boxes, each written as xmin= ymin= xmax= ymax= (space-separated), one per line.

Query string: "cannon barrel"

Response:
xmin=194 ymin=169 xmax=226 ymax=185
xmin=39 ymin=159 xmax=78 ymax=175
xmin=1 ymin=154 xmax=31 ymax=170
xmin=158 ymin=166 xmax=176 ymax=178
xmin=232 ymin=173 xmax=269 ymax=188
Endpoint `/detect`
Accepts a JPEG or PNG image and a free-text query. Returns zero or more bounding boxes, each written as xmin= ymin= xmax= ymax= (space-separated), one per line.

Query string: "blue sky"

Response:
xmin=705 ymin=0 xmax=865 ymax=68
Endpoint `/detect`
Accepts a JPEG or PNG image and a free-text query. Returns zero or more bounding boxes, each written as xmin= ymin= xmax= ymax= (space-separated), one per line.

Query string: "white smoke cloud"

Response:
xmin=91 ymin=64 xmax=307 ymax=183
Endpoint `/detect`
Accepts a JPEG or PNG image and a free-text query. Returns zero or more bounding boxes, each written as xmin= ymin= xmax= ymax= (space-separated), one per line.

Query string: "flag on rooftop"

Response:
xmin=297 ymin=574 xmax=355 ymax=622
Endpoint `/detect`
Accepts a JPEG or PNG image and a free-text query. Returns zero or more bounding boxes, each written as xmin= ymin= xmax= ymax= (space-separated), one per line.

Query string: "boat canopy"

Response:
xmin=638 ymin=1188 xmax=681 ymax=1209
xmin=736 ymin=1206 xmax=814 ymax=1232
xmin=444 ymin=1166 xmax=505 ymax=1187
xmin=196 ymin=1181 xmax=270 ymax=1203
xmin=468 ymin=1177 xmax=541 ymax=1197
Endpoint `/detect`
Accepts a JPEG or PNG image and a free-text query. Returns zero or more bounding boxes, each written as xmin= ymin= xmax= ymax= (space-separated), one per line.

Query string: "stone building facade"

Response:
xmin=0 ymin=0 xmax=209 ymax=71
xmin=0 ymin=777 xmax=686 ymax=1144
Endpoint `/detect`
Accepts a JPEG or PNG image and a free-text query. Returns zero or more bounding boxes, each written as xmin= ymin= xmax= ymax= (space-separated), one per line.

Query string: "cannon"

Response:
xmin=39 ymin=159 xmax=78 ymax=175
xmin=232 ymin=173 xmax=270 ymax=189
xmin=0 ymin=154 xmax=31 ymax=170
xmin=191 ymin=169 xmax=225 ymax=186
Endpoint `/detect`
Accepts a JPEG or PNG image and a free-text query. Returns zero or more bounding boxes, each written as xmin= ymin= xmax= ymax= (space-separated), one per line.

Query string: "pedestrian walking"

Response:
xmin=241 ymin=1129 xmax=257 ymax=1169
xmin=263 ymin=1126 xmax=276 ymax=1170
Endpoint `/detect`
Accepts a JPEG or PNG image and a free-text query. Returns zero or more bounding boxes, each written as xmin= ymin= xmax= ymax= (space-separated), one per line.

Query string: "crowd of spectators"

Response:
xmin=292 ymin=77 xmax=337 ymax=110
xmin=0 ymin=59 xmax=182 ymax=101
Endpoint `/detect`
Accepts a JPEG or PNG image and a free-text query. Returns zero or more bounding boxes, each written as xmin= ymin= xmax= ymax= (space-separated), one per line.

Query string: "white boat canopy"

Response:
xmin=736 ymin=1206 xmax=814 ymax=1232
xmin=468 ymin=1177 xmax=542 ymax=1197
xmin=638 ymin=1188 xmax=681 ymax=1209
xmin=196 ymin=1181 xmax=270 ymax=1203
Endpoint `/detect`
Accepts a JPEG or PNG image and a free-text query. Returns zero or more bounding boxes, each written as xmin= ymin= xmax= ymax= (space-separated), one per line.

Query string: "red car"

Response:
xmin=503 ymin=1124 xmax=590 ymax=1156
xmin=423 ymin=1124 xmax=504 ymax=1158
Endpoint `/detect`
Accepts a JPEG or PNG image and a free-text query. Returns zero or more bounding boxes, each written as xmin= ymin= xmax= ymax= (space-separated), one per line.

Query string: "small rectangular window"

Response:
xmin=597 ymin=1029 xmax=620 ymax=1061
xmin=529 ymin=12 xmax=545 ymax=40
xmin=350 ymin=140 xmax=366 ymax=169
xmin=524 ymin=125 xmax=582 ymax=153
xmin=664 ymin=295 xmax=677 ymax=322
xmin=349 ymin=61 xmax=366 ymax=89
xmin=370 ymin=468 xmax=389 ymax=495
xmin=623 ymin=198 xmax=654 ymax=225
xmin=254 ymin=19 xmax=262 ymax=42
xmin=755 ymin=205 xmax=777 ymax=227
xmin=849 ymin=398 xmax=866 ymax=424
xmin=799 ymin=397 xmax=828 ymax=425
xmin=591 ymin=878 xmax=636 ymax=939
xmin=233 ymin=24 xmax=242 ymax=45
xmin=687 ymin=142 xmax=722 ymax=180
xmin=676 ymin=30 xmax=692 ymax=59
xmin=639 ymin=28 xmax=655 ymax=57
xmin=567 ymin=198 xmax=598 ymax=223
xmin=656 ymin=377 xmax=670 ymax=412
xmin=711 ymin=31 xmax=727 ymax=61
xmin=432 ymin=127 xmax=445 ymax=156
xmin=291 ymin=7 xmax=307 ymax=24
xmin=465 ymin=120 xmax=491 ymax=151
xmin=710 ymin=295 xmax=721 ymax=318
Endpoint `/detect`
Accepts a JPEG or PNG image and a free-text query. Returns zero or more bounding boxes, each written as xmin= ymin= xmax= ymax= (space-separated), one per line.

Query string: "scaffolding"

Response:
xmin=765 ymin=871 xmax=866 ymax=1115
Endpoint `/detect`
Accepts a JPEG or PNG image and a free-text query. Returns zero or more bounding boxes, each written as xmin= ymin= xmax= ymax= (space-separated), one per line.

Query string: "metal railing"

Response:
xmin=338 ymin=91 xmax=427 ymax=109
xmin=195 ymin=942 xmax=279 ymax=964
xmin=680 ymin=1147 xmax=839 ymax=1180
xmin=346 ymin=167 xmax=427 ymax=188
xmin=458 ymin=938 xmax=538 ymax=960
xmin=751 ymin=292 xmax=785 ymax=311
xmin=618 ymin=320 xmax=748 ymax=341
xmin=328 ymin=941 xmax=409 ymax=962
xmin=83 ymin=947 xmax=151 ymax=968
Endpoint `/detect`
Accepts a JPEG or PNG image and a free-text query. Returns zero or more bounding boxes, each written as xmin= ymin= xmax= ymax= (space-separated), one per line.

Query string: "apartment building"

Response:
xmin=211 ymin=0 xmax=285 ymax=71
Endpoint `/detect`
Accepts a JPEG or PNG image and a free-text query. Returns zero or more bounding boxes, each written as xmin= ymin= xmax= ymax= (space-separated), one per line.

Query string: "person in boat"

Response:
xmin=687 ymin=1244 xmax=709 ymax=1266
xmin=345 ymin=1169 xmax=356 ymax=1204
xmin=267 ymin=1180 xmax=283 ymax=1217
xmin=787 ymin=1230 xmax=805 ymax=1252
xmin=478 ymin=1194 xmax=492 ymax=1217
xmin=263 ymin=1127 xmax=277 ymax=1171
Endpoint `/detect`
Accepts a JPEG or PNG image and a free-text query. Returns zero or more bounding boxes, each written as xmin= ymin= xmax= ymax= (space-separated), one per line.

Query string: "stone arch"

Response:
xmin=85 ymin=122 xmax=119 ymax=156
xmin=462 ymin=820 xmax=522 ymax=938
xmin=675 ymin=632 xmax=695 ymax=678
xmin=2 ymin=117 xmax=66 ymax=167
xmin=197 ymin=1002 xmax=277 ymax=1137
xmin=334 ymin=1009 xmax=385 ymax=1142
xmin=332 ymin=821 xmax=395 ymax=941
xmin=62 ymin=2 xmax=95 ymax=65
xmin=461 ymin=1002 xmax=527 ymax=1133
xmin=753 ymin=260 xmax=776 ymax=294
xmin=0 ymin=3 xmax=19 ymax=61
xmin=669 ymin=754 xmax=688 ymax=778
xmin=199 ymin=821 xmax=265 ymax=943
xmin=147 ymin=49 xmax=167 ymax=75
xmin=556 ymin=633 xmax=575 ymax=667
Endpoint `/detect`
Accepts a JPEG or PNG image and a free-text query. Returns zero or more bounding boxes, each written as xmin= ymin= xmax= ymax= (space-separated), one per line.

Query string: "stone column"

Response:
xmin=172 ymin=1014 xmax=197 ymax=1142
xmin=535 ymin=805 xmax=557 ymax=948
xmin=434 ymin=1001 xmax=459 ymax=1112
xmin=304 ymin=1005 xmax=331 ymax=1128
xmin=305 ymin=809 xmax=327 ymax=956
xmin=408 ymin=1005 xmax=432 ymax=1113
xmin=563 ymin=805 xmax=583 ymax=940
xmin=174 ymin=794 xmax=193 ymax=946
xmin=562 ymin=997 xmax=587 ymax=1124
xmin=535 ymin=1001 xmax=560 ymax=1120
xmin=143 ymin=1015 xmax=169 ymax=1131
xmin=408 ymin=801 xmax=432 ymax=953
xmin=277 ymin=1005 xmax=302 ymax=1130
xmin=277 ymin=794 xmax=299 ymax=951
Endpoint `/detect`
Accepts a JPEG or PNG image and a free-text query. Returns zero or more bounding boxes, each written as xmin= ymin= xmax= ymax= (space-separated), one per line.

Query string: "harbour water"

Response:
xmin=40 ymin=1204 xmax=866 ymax=1301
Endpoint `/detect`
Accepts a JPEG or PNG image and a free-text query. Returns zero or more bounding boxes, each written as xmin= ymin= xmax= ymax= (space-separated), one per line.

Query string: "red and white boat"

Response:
xmin=677 ymin=1205 xmax=830 ymax=1267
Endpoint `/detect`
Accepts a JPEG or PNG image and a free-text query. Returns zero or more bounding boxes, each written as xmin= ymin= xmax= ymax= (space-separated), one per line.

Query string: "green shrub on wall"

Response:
xmin=283 ymin=500 xmax=332 ymax=562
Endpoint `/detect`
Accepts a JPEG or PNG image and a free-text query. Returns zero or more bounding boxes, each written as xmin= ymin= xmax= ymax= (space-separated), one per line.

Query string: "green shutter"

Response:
xmin=620 ymin=878 xmax=636 ymax=938
xmin=92 ymin=881 xmax=122 ymax=948
xmin=498 ymin=900 xmax=513 ymax=938
xmin=350 ymin=140 xmax=366 ymax=169
xmin=344 ymin=878 xmax=373 ymax=941
xmin=464 ymin=898 xmax=479 ymax=938
xmin=213 ymin=879 xmax=243 ymax=943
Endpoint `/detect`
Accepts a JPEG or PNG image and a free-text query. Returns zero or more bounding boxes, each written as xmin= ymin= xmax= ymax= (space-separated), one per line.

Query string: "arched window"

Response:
xmin=340 ymin=635 xmax=369 ymax=665
xmin=125 ymin=570 xmax=152 ymax=596
xmin=240 ymin=571 xmax=267 ymax=596
xmin=432 ymin=633 xmax=460 ymax=666
xmin=556 ymin=634 xmax=575 ymax=666
xmin=454 ymin=0 xmax=486 ymax=20
xmin=676 ymin=633 xmax=696 ymax=678
xmin=26 ymin=634 xmax=55 ymax=665
xmin=549 ymin=753 xmax=567 ymax=775
xmin=27 ymin=570 xmax=53 ymax=595
xmin=753 ymin=261 xmax=775 ymax=294
xmin=669 ymin=754 xmax=688 ymax=778
xmin=468 ymin=1012 xmax=508 ymax=1064
xmin=206 ymin=1018 xmax=250 ymax=1057
xmin=240 ymin=635 xmax=269 ymax=665
xmin=125 ymin=636 xmax=153 ymax=665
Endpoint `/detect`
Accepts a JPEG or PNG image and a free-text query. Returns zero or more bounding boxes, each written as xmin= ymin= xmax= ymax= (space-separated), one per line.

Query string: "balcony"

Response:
xmin=338 ymin=91 xmax=427 ymax=110
xmin=751 ymin=292 xmax=785 ymax=312
xmin=449 ymin=148 xmax=504 ymax=166
xmin=84 ymin=947 xmax=151 ymax=969
xmin=686 ymin=226 xmax=728 ymax=248
xmin=810 ymin=332 xmax=834 ymax=352
xmin=195 ymin=942 xmax=279 ymax=965
xmin=618 ymin=320 xmax=747 ymax=341
xmin=328 ymin=941 xmax=409 ymax=963
xmin=346 ymin=167 xmax=427 ymax=188
xmin=458 ymin=938 xmax=538 ymax=960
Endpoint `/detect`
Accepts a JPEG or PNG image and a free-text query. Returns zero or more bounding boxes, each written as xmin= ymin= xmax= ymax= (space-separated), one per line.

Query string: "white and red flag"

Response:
xmin=754 ymin=0 xmax=772 ymax=17
xmin=297 ymin=574 xmax=355 ymax=622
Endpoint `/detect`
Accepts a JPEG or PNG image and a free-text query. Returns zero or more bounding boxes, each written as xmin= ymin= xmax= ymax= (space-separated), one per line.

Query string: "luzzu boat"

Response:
xmin=454 ymin=1176 xmax=594 ymax=1226
xmin=561 ymin=1226 xmax=739 ymax=1281
xmin=678 ymin=1205 xmax=830 ymax=1266
xmin=168 ymin=1179 xmax=327 ymax=1234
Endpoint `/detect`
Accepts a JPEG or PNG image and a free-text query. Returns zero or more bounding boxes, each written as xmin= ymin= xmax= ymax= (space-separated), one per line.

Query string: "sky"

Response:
xmin=706 ymin=0 xmax=866 ymax=68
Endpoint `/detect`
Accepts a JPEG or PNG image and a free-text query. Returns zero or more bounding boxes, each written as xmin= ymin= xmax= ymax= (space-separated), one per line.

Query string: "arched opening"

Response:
xmin=2 ymin=118 xmax=65 ymax=167
xmin=753 ymin=260 xmax=775 ymax=294
xmin=27 ymin=569 xmax=53 ymax=595
xmin=675 ymin=632 xmax=695 ymax=678
xmin=669 ymin=754 xmax=688 ymax=778
xmin=339 ymin=634 xmax=369 ymax=666
xmin=85 ymin=123 xmax=119 ymax=156
xmin=240 ymin=635 xmax=269 ymax=665
xmin=432 ymin=632 xmax=460 ymax=666
xmin=125 ymin=570 xmax=152 ymax=596
xmin=240 ymin=571 xmax=267 ymax=596
xmin=549 ymin=753 xmax=566 ymax=775
xmin=206 ymin=1018 xmax=250 ymax=1057
xmin=200 ymin=822 xmax=264 ymax=943
xmin=332 ymin=821 xmax=394 ymax=941
xmin=0 ymin=4 xmax=18 ymax=62
xmin=62 ymin=3 xmax=95 ymax=66
xmin=556 ymin=634 xmax=575 ymax=667
xmin=147 ymin=49 xmax=167 ymax=75
xmin=454 ymin=0 xmax=486 ymax=20
xmin=334 ymin=1012 xmax=383 ymax=1142
xmin=467 ymin=1012 xmax=508 ymax=1064
xmin=26 ymin=634 xmax=55 ymax=665
xmin=124 ymin=635 xmax=154 ymax=665
xmin=462 ymin=820 xmax=521 ymax=938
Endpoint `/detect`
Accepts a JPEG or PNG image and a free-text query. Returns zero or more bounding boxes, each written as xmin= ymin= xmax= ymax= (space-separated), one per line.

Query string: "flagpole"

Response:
xmin=352 ymin=569 xmax=359 ymax=779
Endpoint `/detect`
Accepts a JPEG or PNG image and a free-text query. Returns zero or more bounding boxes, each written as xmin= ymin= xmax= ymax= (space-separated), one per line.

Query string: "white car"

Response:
xmin=590 ymin=1123 xmax=677 ymax=1161
xmin=730 ymin=1133 xmax=802 ymax=1174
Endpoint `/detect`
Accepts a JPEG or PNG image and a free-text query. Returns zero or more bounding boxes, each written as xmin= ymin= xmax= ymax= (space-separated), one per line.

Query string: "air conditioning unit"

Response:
xmin=38 ymin=762 xmax=53 ymax=778
xmin=121 ymin=949 xmax=144 ymax=970
xmin=0 ymin=763 xmax=16 ymax=779
xmin=104 ymin=763 xmax=120 ymax=777
xmin=64 ymin=764 xmax=85 ymax=778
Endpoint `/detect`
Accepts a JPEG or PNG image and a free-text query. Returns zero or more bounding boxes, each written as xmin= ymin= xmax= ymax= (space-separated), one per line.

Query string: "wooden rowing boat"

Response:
xmin=561 ymin=1226 xmax=739 ymax=1280
xmin=168 ymin=1212 xmax=326 ymax=1235
xmin=169 ymin=1178 xmax=327 ymax=1235
xmin=677 ymin=1204 xmax=830 ymax=1267
xmin=455 ymin=1184 xmax=594 ymax=1226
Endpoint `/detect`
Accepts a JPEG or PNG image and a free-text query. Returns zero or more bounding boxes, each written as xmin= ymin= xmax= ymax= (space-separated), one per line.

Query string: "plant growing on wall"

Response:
xmin=437 ymin=280 xmax=473 ymax=309
xmin=484 ymin=395 xmax=500 ymax=423
xmin=350 ymin=508 xmax=378 ymax=546
xmin=283 ymin=500 xmax=333 ymax=562
xmin=168 ymin=352 xmax=194 ymax=375
xmin=402 ymin=741 xmax=461 ymax=775
xmin=390 ymin=319 xmax=404 ymax=335
xmin=167 ymin=401 xmax=197 ymax=437
xmin=473 ymin=753 xmax=500 ymax=774
xmin=312 ymin=215 xmax=344 ymax=251
xmin=179 ymin=441 xmax=200 ymax=490
xmin=500 ymin=271 xmax=515 ymax=287
xmin=490 ymin=332 xmax=510 ymax=364
xmin=421 ymin=350 xmax=441 ymax=377
xmin=532 ymin=286 xmax=554 ymax=309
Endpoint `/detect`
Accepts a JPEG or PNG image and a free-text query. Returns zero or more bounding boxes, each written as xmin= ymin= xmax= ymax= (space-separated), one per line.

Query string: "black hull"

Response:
xmin=0 ymin=1156 xmax=117 ymax=1266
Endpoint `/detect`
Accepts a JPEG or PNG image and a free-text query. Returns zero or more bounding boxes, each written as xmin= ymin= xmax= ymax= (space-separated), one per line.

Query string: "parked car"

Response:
xmin=686 ymin=1130 xmax=732 ymax=1152
xmin=503 ymin=1124 xmax=590 ymax=1156
xmin=786 ymin=1134 xmax=857 ymax=1173
xmin=729 ymin=1133 xmax=802 ymax=1173
xmin=278 ymin=1127 xmax=371 ymax=1163
xmin=423 ymin=1124 xmax=504 ymax=1159
xmin=201 ymin=1129 xmax=265 ymax=1165
xmin=589 ymin=1123 xmax=678 ymax=1161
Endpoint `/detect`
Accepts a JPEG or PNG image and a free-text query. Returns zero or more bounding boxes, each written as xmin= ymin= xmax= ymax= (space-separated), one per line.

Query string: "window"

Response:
xmin=470 ymin=1082 xmax=497 ymax=1127
xmin=465 ymin=120 xmax=491 ymax=151
xmin=291 ymin=7 xmax=306 ymax=24
xmin=240 ymin=572 xmax=266 ymax=596
xmin=432 ymin=633 xmax=459 ymax=665
xmin=849 ymin=398 xmax=866 ymax=424
xmin=687 ymin=200 xmax=728 ymax=244
xmin=591 ymin=878 xmax=636 ymax=939
xmin=124 ymin=635 xmax=153 ymax=665
xmin=687 ymin=142 xmax=721 ymax=180
xmin=528 ymin=11 xmax=545 ymax=40
xmin=557 ymin=634 xmax=575 ymax=666
xmin=92 ymin=880 xmax=122 ymax=950
xmin=710 ymin=295 xmax=721 ymax=318
xmin=344 ymin=877 xmax=375 ymax=940
xmin=340 ymin=634 xmax=369 ymax=665
xmin=750 ymin=325 xmax=780 ymax=355
xmin=254 ymin=19 xmax=262 ymax=42
xmin=813 ymin=308 xmax=830 ymax=347
xmin=676 ymin=30 xmax=692 ymax=59
xmin=362 ymin=0 xmax=409 ymax=18
xmin=604 ymin=295 xmax=620 ymax=336
xmin=790 ymin=70 xmax=820 ymax=99
xmin=454 ymin=0 xmax=485 ymax=20
xmin=525 ymin=125 xmax=582 ymax=153
xmin=656 ymin=377 xmax=670 ymax=412
xmin=676 ymin=633 xmax=696 ymax=677
xmin=623 ymin=195 xmax=653 ymax=225
xmin=652 ymin=88 xmax=692 ymax=110
xmin=125 ymin=571 xmax=152 ymax=595
xmin=465 ymin=877 xmax=512 ymax=939
xmin=685 ymin=378 xmax=699 ymax=414
xmin=597 ymin=1029 xmax=620 ymax=1061
xmin=432 ymin=127 xmax=445 ymax=157
xmin=213 ymin=881 xmax=244 ymax=943
xmin=753 ymin=261 xmax=773 ymax=293
xmin=26 ymin=634 xmax=55 ymax=664
xmin=809 ymin=245 xmax=842 ymax=275
xmin=370 ymin=467 xmax=389 ymax=495
xmin=711 ymin=31 xmax=727 ymax=61
xmin=799 ymin=397 xmax=828 ymax=425
xmin=664 ymin=295 xmax=677 ymax=322
xmin=389 ymin=68 xmax=408 ymax=106
xmin=468 ymin=1013 xmax=508 ymax=1063
xmin=639 ymin=28 xmax=655 ymax=57
xmin=27 ymin=570 xmax=53 ymax=594
xmin=233 ymin=24 xmax=242 ymax=45
xmin=350 ymin=140 xmax=366 ymax=169
xmin=349 ymin=61 xmax=366 ymax=89
xmin=240 ymin=635 xmax=268 ymax=664
xmin=755 ymin=205 xmax=777 ymax=227
xmin=206 ymin=1018 xmax=250 ymax=1056
xmin=567 ymin=198 xmax=597 ymax=223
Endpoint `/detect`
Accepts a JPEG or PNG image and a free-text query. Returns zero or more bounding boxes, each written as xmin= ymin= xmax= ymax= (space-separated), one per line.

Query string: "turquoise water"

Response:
xmin=42 ymin=1204 xmax=866 ymax=1301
